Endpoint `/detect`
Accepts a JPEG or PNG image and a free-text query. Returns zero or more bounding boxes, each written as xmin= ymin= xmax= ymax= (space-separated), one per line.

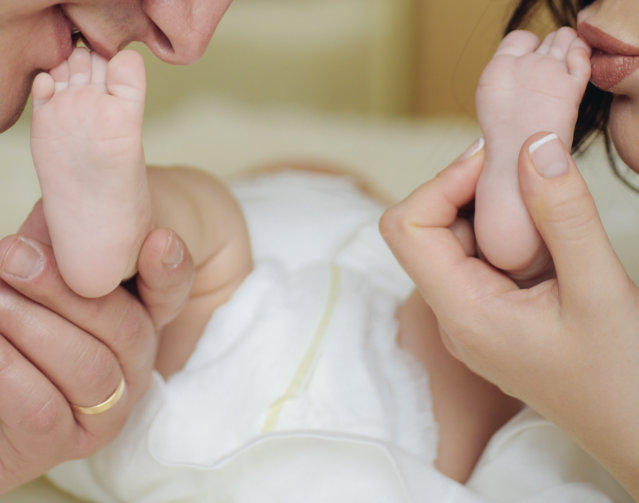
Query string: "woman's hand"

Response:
xmin=380 ymin=133 xmax=639 ymax=499
xmin=0 ymin=201 xmax=194 ymax=493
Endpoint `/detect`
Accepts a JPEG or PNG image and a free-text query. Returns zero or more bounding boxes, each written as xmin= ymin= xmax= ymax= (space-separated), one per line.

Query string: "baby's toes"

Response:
xmin=495 ymin=30 xmax=540 ymax=58
xmin=536 ymin=31 xmax=556 ymax=56
xmin=566 ymin=36 xmax=592 ymax=84
xmin=50 ymin=60 xmax=70 ymax=93
xmin=541 ymin=27 xmax=579 ymax=62
xmin=67 ymin=47 xmax=92 ymax=88
xmin=31 ymin=73 xmax=55 ymax=109
xmin=90 ymin=51 xmax=108 ymax=91
xmin=106 ymin=50 xmax=146 ymax=102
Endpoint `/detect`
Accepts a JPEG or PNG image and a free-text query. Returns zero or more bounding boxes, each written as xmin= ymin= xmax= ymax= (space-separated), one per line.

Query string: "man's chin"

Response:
xmin=0 ymin=75 xmax=34 ymax=133
xmin=0 ymin=107 xmax=25 ymax=133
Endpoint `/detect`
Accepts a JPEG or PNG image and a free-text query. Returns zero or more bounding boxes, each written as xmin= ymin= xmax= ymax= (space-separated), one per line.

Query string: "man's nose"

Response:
xmin=142 ymin=0 xmax=232 ymax=64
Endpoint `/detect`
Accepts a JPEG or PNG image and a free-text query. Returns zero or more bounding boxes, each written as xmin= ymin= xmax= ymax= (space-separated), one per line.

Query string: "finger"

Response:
xmin=383 ymin=139 xmax=485 ymax=232
xmin=0 ymin=331 xmax=70 ymax=436
xmin=0 ymin=328 xmax=127 ymax=483
xmin=136 ymin=228 xmax=195 ymax=330
xmin=0 ymin=278 xmax=122 ymax=412
xmin=380 ymin=139 xmax=515 ymax=312
xmin=0 ymin=236 xmax=157 ymax=402
xmin=449 ymin=217 xmax=476 ymax=257
xmin=0 ymin=333 xmax=78 ymax=482
xmin=519 ymin=132 xmax=631 ymax=306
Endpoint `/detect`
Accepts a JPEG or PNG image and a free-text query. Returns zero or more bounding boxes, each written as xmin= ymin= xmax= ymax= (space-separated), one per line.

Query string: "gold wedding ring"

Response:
xmin=72 ymin=377 xmax=126 ymax=415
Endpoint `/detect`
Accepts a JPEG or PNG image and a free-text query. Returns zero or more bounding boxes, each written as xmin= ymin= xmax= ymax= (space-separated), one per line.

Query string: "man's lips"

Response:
xmin=60 ymin=6 xmax=111 ymax=57
xmin=44 ymin=6 xmax=75 ymax=69
xmin=578 ymin=22 xmax=639 ymax=91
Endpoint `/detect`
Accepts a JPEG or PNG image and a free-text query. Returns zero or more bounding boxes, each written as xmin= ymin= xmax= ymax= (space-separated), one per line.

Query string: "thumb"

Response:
xmin=136 ymin=228 xmax=195 ymax=330
xmin=519 ymin=132 xmax=629 ymax=306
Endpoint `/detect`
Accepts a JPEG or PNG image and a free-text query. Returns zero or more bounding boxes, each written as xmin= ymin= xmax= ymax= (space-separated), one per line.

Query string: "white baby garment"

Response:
xmin=48 ymin=171 xmax=632 ymax=503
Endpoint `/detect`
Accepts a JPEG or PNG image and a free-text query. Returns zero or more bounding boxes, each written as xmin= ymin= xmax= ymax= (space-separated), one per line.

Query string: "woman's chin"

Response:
xmin=609 ymin=95 xmax=639 ymax=174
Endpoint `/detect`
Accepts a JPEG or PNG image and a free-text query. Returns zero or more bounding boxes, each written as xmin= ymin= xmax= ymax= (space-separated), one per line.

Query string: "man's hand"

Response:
xmin=0 ymin=201 xmax=193 ymax=493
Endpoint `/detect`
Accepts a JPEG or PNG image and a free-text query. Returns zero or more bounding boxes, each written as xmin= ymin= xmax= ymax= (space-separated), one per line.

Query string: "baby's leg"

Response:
xmin=31 ymin=48 xmax=152 ymax=298
xmin=397 ymin=291 xmax=523 ymax=482
xmin=474 ymin=28 xmax=591 ymax=280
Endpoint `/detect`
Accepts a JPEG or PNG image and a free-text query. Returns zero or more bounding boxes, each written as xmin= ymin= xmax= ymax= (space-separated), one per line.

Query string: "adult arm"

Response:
xmin=380 ymin=133 xmax=639 ymax=499
xmin=0 ymin=201 xmax=194 ymax=493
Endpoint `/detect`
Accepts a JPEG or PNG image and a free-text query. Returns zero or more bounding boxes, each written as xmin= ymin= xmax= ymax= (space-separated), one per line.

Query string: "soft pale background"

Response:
xmin=2 ymin=0 xmax=639 ymax=500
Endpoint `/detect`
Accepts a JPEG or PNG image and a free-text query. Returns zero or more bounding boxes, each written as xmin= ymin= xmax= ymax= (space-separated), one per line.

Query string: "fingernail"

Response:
xmin=1 ymin=237 xmax=44 ymax=280
xmin=161 ymin=231 xmax=183 ymax=269
xmin=458 ymin=137 xmax=485 ymax=161
xmin=528 ymin=133 xmax=568 ymax=178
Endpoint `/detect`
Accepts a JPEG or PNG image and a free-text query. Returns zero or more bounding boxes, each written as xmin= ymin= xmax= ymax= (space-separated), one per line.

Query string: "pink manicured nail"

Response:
xmin=458 ymin=137 xmax=485 ymax=161
xmin=528 ymin=133 xmax=568 ymax=178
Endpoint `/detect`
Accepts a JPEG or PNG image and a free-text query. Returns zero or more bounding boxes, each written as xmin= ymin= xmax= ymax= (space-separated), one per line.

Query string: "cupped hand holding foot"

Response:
xmin=381 ymin=133 xmax=639 ymax=500
xmin=474 ymin=27 xmax=591 ymax=283
xmin=0 ymin=202 xmax=194 ymax=493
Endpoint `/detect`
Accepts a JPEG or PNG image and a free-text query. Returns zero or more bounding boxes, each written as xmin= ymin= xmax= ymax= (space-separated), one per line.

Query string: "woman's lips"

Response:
xmin=590 ymin=51 xmax=639 ymax=91
xmin=578 ymin=22 xmax=639 ymax=91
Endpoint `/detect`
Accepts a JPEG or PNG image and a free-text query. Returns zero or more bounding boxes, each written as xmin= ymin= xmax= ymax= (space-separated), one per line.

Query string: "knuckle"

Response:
xmin=379 ymin=204 xmax=410 ymax=242
xmin=76 ymin=345 xmax=119 ymax=390
xmin=0 ymin=285 xmax=19 ymax=314
xmin=110 ymin=300 xmax=149 ymax=354
xmin=0 ymin=343 xmax=64 ymax=437
xmin=0 ymin=339 xmax=19 ymax=378
xmin=544 ymin=189 xmax=597 ymax=241
xmin=21 ymin=397 xmax=64 ymax=438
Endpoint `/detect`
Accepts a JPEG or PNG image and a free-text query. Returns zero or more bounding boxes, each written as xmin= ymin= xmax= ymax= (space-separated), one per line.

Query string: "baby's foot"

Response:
xmin=31 ymin=48 xmax=152 ymax=298
xmin=474 ymin=28 xmax=591 ymax=280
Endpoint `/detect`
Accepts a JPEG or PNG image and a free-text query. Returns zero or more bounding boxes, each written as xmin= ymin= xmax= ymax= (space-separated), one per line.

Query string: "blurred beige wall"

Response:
xmin=139 ymin=0 xmax=417 ymax=119
xmin=137 ymin=0 xmax=562 ymax=121
xmin=414 ymin=0 xmax=559 ymax=117
xmin=138 ymin=0 xmax=559 ymax=121
xmin=415 ymin=0 xmax=513 ymax=117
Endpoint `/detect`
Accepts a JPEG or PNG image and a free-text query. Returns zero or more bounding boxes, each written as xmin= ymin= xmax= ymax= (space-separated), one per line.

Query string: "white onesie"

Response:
xmin=48 ymin=171 xmax=632 ymax=503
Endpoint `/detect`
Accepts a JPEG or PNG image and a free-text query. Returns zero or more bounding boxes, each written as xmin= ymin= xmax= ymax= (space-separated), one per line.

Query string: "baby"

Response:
xmin=25 ymin=25 xmax=587 ymax=499
xmin=30 ymin=48 xmax=254 ymax=375
xmin=474 ymin=27 xmax=591 ymax=282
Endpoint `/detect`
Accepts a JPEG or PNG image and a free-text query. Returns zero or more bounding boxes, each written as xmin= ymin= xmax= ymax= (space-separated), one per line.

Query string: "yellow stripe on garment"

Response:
xmin=262 ymin=265 xmax=341 ymax=433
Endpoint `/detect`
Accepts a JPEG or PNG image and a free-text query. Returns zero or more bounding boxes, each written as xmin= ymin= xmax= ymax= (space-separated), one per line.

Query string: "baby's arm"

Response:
xmin=145 ymin=165 xmax=253 ymax=376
